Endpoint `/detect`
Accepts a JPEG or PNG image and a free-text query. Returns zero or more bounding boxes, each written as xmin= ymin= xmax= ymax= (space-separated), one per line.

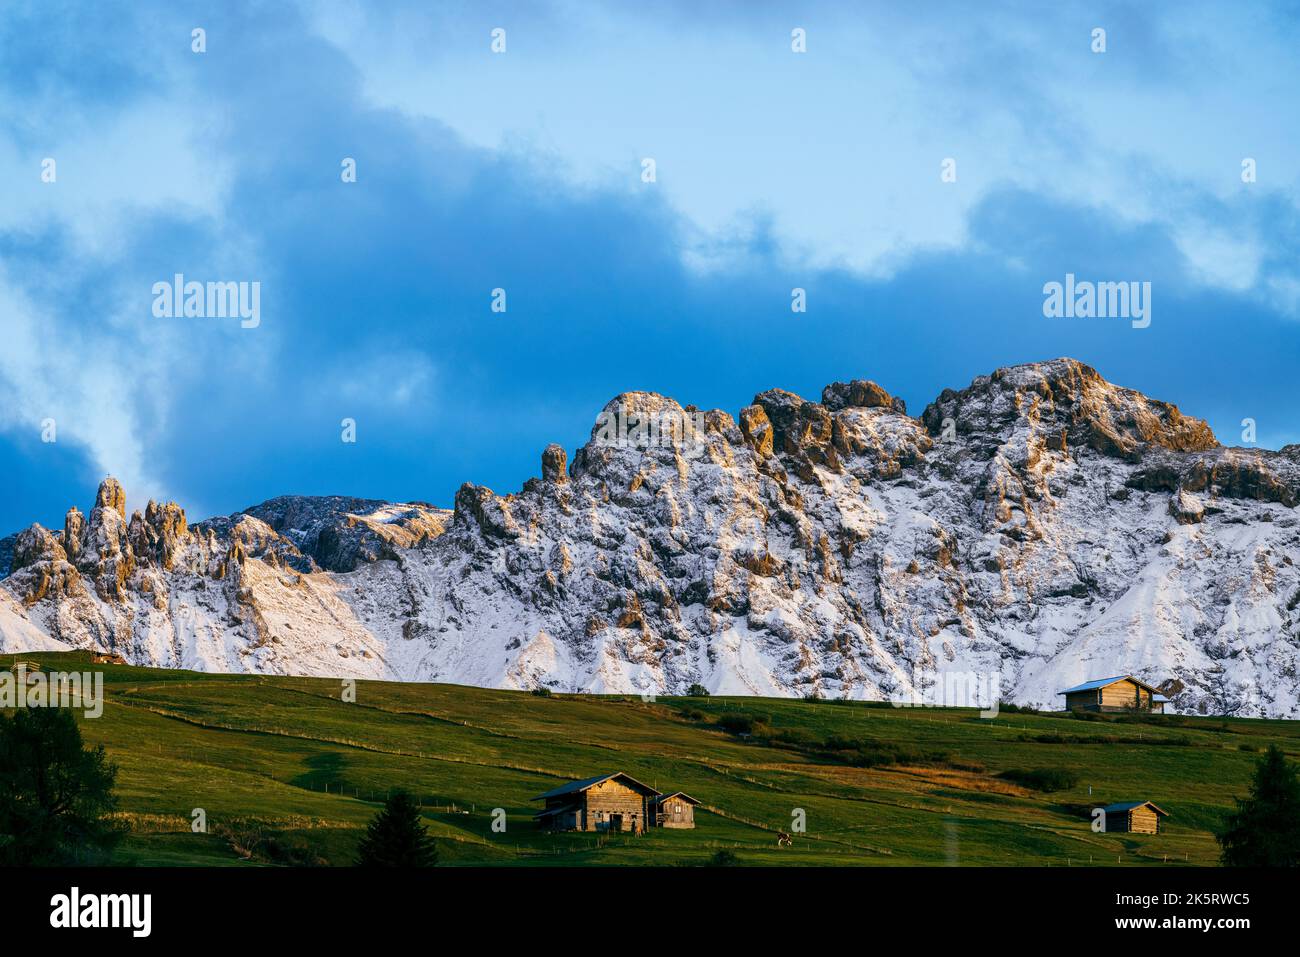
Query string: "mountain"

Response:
xmin=3 ymin=358 xmax=1298 ymax=716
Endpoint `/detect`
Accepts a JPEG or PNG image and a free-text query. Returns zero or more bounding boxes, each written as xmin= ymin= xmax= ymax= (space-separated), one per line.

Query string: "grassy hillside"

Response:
xmin=7 ymin=651 xmax=1298 ymax=866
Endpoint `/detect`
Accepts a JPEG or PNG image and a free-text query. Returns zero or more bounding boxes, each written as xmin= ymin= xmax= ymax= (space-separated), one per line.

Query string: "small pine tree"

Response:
xmin=1217 ymin=745 xmax=1300 ymax=867
xmin=0 ymin=706 xmax=121 ymax=865
xmin=356 ymin=791 xmax=439 ymax=867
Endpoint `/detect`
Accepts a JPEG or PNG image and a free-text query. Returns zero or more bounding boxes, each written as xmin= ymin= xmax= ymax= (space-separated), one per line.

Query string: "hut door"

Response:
xmin=610 ymin=813 xmax=623 ymax=832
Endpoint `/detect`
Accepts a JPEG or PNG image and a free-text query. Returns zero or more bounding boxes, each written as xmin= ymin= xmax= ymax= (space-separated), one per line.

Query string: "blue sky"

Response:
xmin=1 ymin=0 xmax=1299 ymax=533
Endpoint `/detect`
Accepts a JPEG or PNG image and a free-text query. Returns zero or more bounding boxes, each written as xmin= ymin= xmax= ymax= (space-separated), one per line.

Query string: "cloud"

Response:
xmin=299 ymin=0 xmax=1300 ymax=294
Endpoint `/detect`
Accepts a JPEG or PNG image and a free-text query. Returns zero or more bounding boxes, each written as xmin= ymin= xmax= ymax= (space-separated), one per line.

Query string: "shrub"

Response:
xmin=717 ymin=711 xmax=769 ymax=735
xmin=685 ymin=684 xmax=710 ymax=697
xmin=998 ymin=702 xmax=1038 ymax=715
xmin=707 ymin=849 xmax=740 ymax=866
xmin=997 ymin=768 xmax=1080 ymax=792
xmin=816 ymin=734 xmax=951 ymax=768
xmin=215 ymin=821 xmax=328 ymax=866
xmin=769 ymin=727 xmax=819 ymax=748
xmin=530 ymin=686 xmax=552 ymax=697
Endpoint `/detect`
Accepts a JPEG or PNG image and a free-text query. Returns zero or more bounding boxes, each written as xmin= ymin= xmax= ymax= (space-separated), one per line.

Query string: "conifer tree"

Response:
xmin=356 ymin=790 xmax=439 ymax=867
xmin=1217 ymin=745 xmax=1300 ymax=867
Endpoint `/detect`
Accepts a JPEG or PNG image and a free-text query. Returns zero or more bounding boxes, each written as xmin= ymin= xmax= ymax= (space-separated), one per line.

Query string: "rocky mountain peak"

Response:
xmin=11 ymin=524 xmax=66 ymax=570
xmin=922 ymin=357 xmax=1219 ymax=460
xmin=821 ymin=379 xmax=907 ymax=414
xmin=62 ymin=506 xmax=84 ymax=562
xmin=95 ymin=476 xmax=127 ymax=517
xmin=541 ymin=444 xmax=568 ymax=484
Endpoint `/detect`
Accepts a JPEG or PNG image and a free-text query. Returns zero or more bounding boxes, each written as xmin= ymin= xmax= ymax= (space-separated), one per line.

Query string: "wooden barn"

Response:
xmin=533 ymin=773 xmax=661 ymax=834
xmin=651 ymin=791 xmax=700 ymax=829
xmin=1058 ymin=675 xmax=1170 ymax=713
xmin=1099 ymin=801 xmax=1169 ymax=834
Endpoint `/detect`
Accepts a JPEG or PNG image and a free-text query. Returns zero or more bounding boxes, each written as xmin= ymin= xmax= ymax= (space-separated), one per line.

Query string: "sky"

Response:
xmin=1 ymin=0 xmax=1299 ymax=534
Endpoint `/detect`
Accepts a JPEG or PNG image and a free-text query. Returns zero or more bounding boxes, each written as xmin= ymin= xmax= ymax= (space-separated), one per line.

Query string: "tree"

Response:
xmin=1217 ymin=745 xmax=1300 ymax=867
xmin=686 ymin=684 xmax=710 ymax=697
xmin=0 ymin=706 xmax=121 ymax=865
xmin=356 ymin=791 xmax=438 ymax=867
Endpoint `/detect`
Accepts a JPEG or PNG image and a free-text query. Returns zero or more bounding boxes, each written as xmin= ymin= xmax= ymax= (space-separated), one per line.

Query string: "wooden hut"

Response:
xmin=1099 ymin=801 xmax=1168 ymax=834
xmin=1058 ymin=675 xmax=1168 ymax=713
xmin=651 ymin=791 xmax=700 ymax=829
xmin=532 ymin=772 xmax=661 ymax=834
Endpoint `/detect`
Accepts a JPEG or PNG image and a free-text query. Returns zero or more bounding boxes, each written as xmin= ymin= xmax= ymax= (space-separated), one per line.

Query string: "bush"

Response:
xmin=215 ymin=820 xmax=329 ymax=866
xmin=717 ymin=711 xmax=769 ymax=735
xmin=685 ymin=684 xmax=709 ymax=697
xmin=706 ymin=849 xmax=740 ymax=866
xmin=1028 ymin=731 xmax=1191 ymax=746
xmin=998 ymin=702 xmax=1039 ymax=715
xmin=530 ymin=686 xmax=552 ymax=697
xmin=816 ymin=734 xmax=951 ymax=768
xmin=997 ymin=768 xmax=1080 ymax=792
xmin=769 ymin=727 xmax=820 ymax=748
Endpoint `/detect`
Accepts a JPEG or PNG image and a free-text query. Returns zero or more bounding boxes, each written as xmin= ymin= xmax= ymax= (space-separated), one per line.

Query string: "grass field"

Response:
xmin=7 ymin=651 xmax=1298 ymax=867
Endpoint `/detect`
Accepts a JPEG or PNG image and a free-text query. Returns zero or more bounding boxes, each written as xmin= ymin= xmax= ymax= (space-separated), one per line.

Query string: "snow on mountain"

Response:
xmin=3 ymin=358 xmax=1298 ymax=716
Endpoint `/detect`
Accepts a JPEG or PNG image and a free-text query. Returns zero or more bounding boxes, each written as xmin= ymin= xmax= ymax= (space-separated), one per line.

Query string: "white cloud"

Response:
xmin=0 ymin=97 xmax=232 ymax=258
xmin=301 ymin=0 xmax=1300 ymax=297
xmin=0 ymin=269 xmax=160 ymax=506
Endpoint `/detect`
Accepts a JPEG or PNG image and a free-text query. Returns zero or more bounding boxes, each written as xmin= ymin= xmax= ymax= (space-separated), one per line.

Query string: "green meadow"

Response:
xmin=8 ymin=651 xmax=1298 ymax=867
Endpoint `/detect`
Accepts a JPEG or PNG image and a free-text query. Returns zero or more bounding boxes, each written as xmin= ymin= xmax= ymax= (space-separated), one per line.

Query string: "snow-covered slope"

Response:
xmin=4 ymin=358 xmax=1298 ymax=716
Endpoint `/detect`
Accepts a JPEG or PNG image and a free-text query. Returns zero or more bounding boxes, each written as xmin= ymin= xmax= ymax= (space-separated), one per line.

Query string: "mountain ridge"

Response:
xmin=4 ymin=357 xmax=1298 ymax=717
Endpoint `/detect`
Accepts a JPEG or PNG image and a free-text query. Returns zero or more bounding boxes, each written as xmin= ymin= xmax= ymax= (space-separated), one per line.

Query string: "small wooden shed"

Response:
xmin=651 ymin=791 xmax=700 ymax=829
xmin=1059 ymin=675 xmax=1168 ymax=713
xmin=1099 ymin=801 xmax=1169 ymax=834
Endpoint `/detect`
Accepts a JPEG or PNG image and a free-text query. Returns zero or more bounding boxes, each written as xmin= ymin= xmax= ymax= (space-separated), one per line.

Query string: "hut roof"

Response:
xmin=532 ymin=772 xmax=661 ymax=801
xmin=1101 ymin=800 xmax=1169 ymax=817
xmin=652 ymin=791 xmax=701 ymax=806
xmin=1058 ymin=674 xmax=1163 ymax=696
